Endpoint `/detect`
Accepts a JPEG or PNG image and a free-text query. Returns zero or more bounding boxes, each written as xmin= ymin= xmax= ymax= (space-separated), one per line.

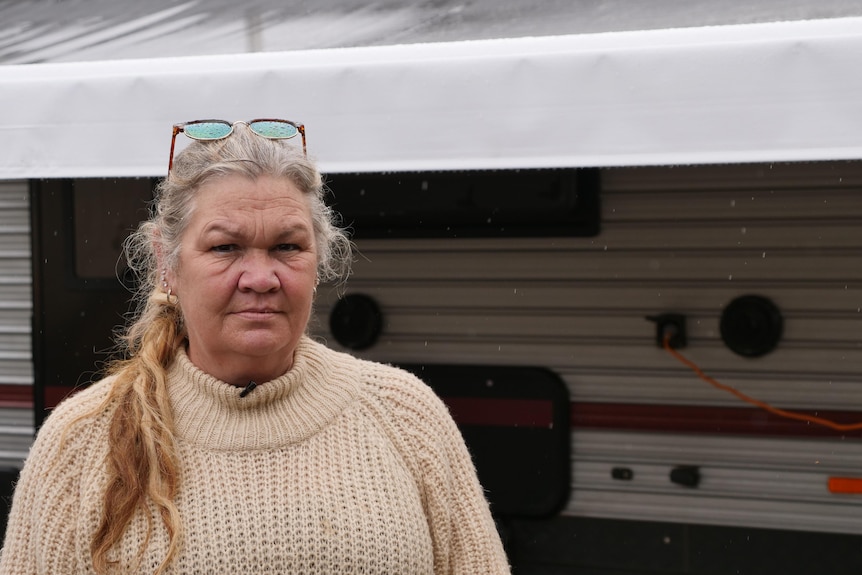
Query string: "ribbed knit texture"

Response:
xmin=0 ymin=337 xmax=510 ymax=574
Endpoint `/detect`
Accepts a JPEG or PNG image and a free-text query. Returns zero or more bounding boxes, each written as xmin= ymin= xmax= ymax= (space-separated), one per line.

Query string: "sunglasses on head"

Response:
xmin=168 ymin=118 xmax=307 ymax=172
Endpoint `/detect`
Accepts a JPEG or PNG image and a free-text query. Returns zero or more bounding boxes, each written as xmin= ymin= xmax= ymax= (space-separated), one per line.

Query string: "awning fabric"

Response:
xmin=2 ymin=16 xmax=862 ymax=179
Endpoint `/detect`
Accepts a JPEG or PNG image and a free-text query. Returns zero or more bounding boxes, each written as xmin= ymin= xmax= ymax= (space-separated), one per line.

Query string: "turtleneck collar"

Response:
xmin=166 ymin=336 xmax=360 ymax=451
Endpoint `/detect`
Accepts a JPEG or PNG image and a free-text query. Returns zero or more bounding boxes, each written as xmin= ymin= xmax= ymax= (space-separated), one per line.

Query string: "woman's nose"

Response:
xmin=237 ymin=251 xmax=280 ymax=292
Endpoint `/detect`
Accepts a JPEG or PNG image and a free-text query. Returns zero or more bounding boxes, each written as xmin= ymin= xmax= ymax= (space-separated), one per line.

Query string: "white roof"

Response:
xmin=2 ymin=16 xmax=862 ymax=178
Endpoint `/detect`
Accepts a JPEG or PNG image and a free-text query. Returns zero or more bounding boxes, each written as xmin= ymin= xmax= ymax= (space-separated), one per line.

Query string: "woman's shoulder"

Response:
xmin=34 ymin=374 xmax=119 ymax=448
xmin=356 ymin=357 xmax=458 ymax=437
xmin=47 ymin=374 xmax=117 ymax=420
xmin=360 ymin=359 xmax=439 ymax=403
xmin=305 ymin=337 xmax=453 ymax=431
xmin=304 ymin=338 xmax=435 ymax=400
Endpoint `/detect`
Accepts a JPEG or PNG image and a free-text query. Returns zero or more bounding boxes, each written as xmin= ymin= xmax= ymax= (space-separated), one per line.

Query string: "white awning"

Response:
xmin=1 ymin=16 xmax=862 ymax=179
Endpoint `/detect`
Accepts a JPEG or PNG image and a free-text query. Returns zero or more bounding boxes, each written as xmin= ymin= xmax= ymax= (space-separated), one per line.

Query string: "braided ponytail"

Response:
xmin=90 ymin=293 xmax=185 ymax=574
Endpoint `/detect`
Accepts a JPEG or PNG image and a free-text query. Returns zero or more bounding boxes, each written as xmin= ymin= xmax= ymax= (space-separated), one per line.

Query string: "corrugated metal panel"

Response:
xmin=0 ymin=408 xmax=33 ymax=467
xmin=570 ymin=429 xmax=862 ymax=534
xmin=312 ymin=160 xmax=862 ymax=534
xmin=0 ymin=182 xmax=34 ymax=465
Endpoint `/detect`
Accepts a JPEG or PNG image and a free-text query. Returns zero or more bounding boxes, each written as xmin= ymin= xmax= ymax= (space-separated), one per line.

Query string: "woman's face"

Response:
xmin=168 ymin=173 xmax=318 ymax=385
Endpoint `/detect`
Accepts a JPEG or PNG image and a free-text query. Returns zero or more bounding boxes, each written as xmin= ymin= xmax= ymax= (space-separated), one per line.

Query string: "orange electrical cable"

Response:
xmin=662 ymin=334 xmax=862 ymax=433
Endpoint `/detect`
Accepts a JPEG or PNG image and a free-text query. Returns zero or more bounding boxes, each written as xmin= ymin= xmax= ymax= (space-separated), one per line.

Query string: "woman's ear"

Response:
xmin=152 ymin=230 xmax=175 ymax=294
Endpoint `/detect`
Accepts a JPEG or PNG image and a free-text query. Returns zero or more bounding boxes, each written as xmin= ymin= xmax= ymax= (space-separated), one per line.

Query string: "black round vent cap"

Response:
xmin=720 ymin=295 xmax=783 ymax=358
xmin=329 ymin=293 xmax=383 ymax=351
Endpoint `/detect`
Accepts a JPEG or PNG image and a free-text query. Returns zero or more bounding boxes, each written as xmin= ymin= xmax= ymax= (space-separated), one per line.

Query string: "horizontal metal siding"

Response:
xmin=0 ymin=182 xmax=33 ymax=465
xmin=569 ymin=429 xmax=862 ymax=535
xmin=312 ymin=160 xmax=862 ymax=534
xmin=0 ymin=408 xmax=33 ymax=468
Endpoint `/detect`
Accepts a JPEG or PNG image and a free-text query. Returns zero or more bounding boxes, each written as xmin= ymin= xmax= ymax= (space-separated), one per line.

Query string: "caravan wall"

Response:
xmin=8 ymin=160 xmax=862 ymax=572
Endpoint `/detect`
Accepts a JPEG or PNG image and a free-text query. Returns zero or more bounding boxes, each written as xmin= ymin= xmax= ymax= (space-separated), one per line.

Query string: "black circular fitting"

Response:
xmin=329 ymin=293 xmax=383 ymax=351
xmin=719 ymin=295 xmax=783 ymax=358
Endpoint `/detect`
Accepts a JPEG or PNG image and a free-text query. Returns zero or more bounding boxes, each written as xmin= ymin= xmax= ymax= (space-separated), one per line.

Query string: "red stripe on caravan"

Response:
xmin=442 ymin=397 xmax=555 ymax=428
xmin=0 ymin=384 xmax=33 ymax=408
xmin=572 ymin=402 xmax=862 ymax=438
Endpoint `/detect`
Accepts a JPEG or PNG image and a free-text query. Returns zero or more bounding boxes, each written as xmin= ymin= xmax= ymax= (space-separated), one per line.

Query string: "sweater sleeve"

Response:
xmin=0 ymin=383 xmax=111 ymax=575
xmin=363 ymin=364 xmax=511 ymax=575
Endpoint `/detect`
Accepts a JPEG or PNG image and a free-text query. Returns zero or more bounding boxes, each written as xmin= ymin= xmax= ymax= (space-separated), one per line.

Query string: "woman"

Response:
xmin=0 ymin=120 xmax=510 ymax=574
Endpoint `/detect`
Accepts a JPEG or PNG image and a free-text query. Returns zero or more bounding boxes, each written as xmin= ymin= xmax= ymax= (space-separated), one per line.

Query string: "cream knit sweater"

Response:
xmin=0 ymin=337 xmax=510 ymax=574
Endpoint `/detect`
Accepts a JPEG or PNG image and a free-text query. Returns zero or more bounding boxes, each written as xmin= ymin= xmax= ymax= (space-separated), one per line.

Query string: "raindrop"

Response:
xmin=728 ymin=274 xmax=733 ymax=280
xmin=740 ymin=227 xmax=747 ymax=235
xmin=730 ymin=200 xmax=736 ymax=207
xmin=762 ymin=252 xmax=766 ymax=258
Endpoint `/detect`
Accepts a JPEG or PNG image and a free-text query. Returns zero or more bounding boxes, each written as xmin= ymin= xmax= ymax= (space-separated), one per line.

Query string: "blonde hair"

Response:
xmin=89 ymin=125 xmax=352 ymax=573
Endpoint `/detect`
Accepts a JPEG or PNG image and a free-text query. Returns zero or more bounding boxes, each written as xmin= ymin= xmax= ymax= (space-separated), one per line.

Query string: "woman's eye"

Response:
xmin=212 ymin=244 xmax=236 ymax=253
xmin=275 ymin=243 xmax=299 ymax=252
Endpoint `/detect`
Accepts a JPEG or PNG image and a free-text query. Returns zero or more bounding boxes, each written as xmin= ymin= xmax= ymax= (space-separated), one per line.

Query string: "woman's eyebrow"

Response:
xmin=273 ymin=221 xmax=313 ymax=239
xmin=199 ymin=221 xmax=312 ymax=241
xmin=200 ymin=220 xmax=241 ymax=236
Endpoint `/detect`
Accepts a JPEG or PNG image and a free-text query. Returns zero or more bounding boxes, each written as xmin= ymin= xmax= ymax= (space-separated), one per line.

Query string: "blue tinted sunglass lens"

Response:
xmin=249 ymin=121 xmax=298 ymax=139
xmin=184 ymin=122 xmax=233 ymax=140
